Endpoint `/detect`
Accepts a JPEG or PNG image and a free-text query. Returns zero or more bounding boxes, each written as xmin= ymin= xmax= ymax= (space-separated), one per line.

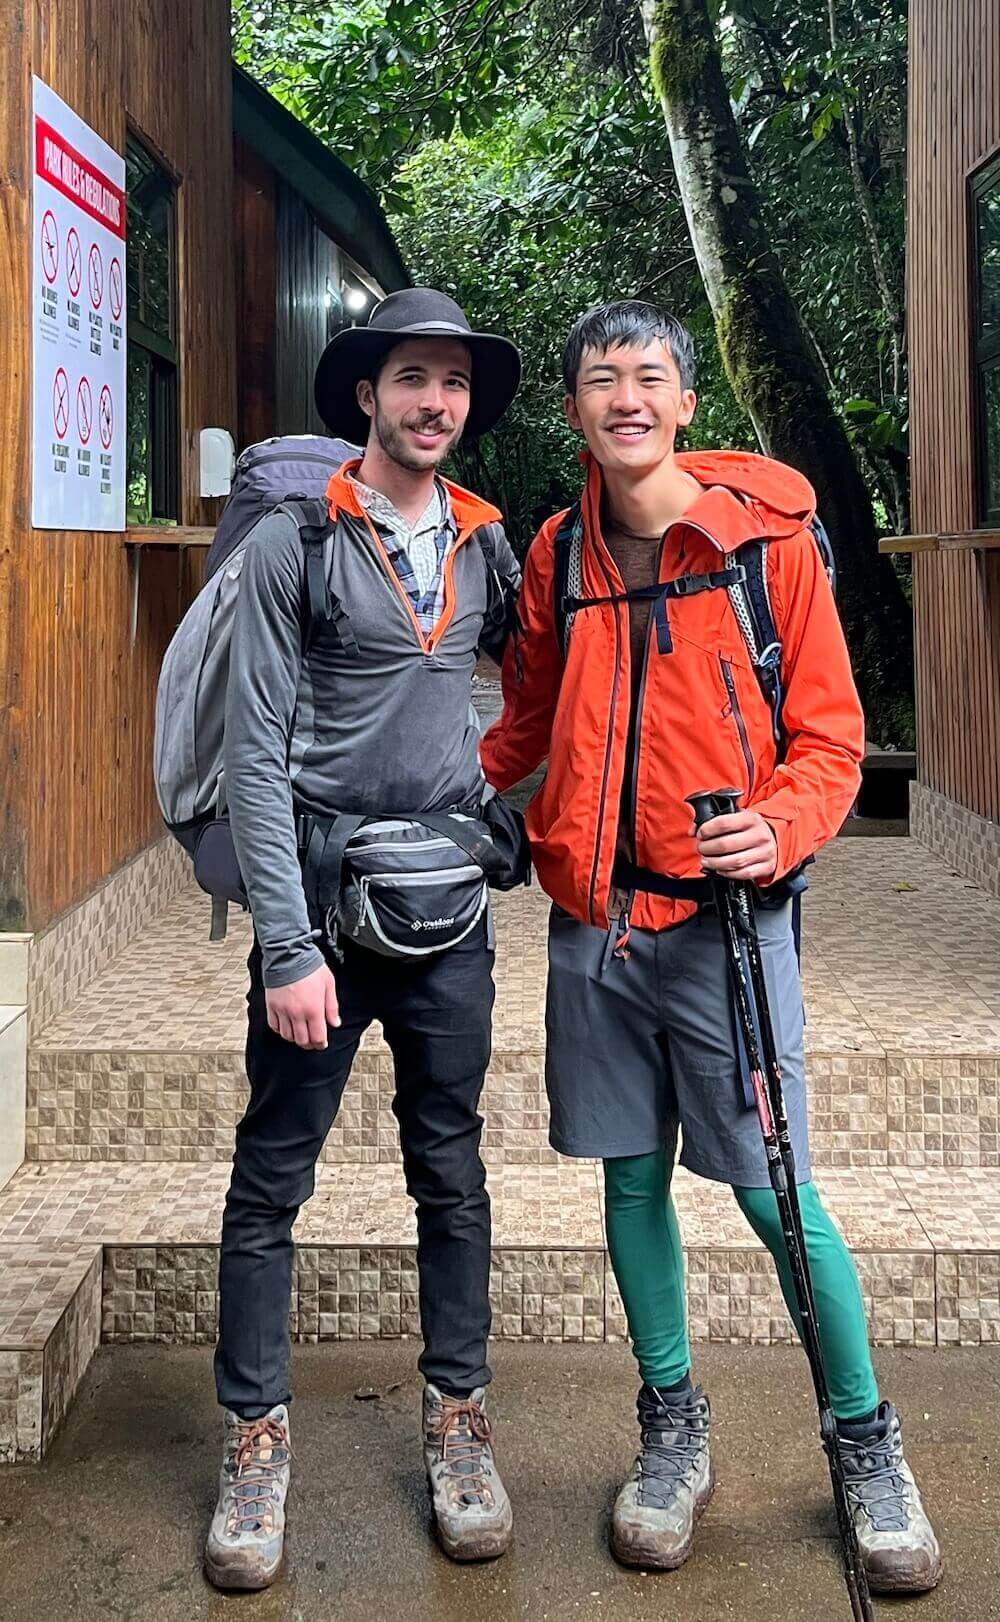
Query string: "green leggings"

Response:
xmin=604 ymin=1149 xmax=878 ymax=1420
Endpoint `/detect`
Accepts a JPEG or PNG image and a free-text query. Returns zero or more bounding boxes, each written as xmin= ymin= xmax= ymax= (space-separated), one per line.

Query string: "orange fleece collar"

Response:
xmin=326 ymin=458 xmax=503 ymax=533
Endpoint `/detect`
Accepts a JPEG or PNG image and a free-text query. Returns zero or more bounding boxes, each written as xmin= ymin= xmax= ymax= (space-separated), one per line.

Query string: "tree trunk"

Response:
xmin=640 ymin=0 xmax=913 ymax=746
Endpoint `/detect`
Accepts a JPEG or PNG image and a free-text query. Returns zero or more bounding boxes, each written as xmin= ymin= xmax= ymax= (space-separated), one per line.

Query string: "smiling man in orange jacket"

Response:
xmin=480 ymin=300 xmax=940 ymax=1594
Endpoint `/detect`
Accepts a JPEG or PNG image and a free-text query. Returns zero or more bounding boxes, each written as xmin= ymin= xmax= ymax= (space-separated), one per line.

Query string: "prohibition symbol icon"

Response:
xmin=77 ymin=376 xmax=93 ymax=445
xmin=109 ymin=257 xmax=123 ymax=321
xmin=67 ymin=229 xmax=82 ymax=298
xmin=88 ymin=242 xmax=104 ymax=310
xmin=40 ymin=210 xmax=59 ymax=283
xmin=99 ymin=386 xmax=114 ymax=450
xmin=53 ymin=368 xmax=70 ymax=440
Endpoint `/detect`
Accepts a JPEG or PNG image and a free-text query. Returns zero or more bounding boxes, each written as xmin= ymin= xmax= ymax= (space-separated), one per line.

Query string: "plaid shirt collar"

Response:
xmin=349 ymin=473 xmax=457 ymax=634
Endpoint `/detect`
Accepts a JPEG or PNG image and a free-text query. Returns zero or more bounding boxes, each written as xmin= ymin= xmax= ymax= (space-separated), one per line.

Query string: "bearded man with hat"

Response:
xmin=205 ymin=290 xmax=522 ymax=1590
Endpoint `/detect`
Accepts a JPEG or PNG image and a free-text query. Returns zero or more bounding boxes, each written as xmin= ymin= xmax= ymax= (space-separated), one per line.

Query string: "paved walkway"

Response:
xmin=0 ymin=1341 xmax=996 ymax=1621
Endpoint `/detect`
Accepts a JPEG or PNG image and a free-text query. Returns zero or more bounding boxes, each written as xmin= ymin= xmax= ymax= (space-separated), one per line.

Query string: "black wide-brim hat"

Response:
xmin=314 ymin=287 xmax=521 ymax=443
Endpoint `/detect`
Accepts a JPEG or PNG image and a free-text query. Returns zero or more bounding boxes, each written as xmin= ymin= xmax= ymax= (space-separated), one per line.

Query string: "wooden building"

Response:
xmin=0 ymin=2 xmax=406 ymax=948
xmin=893 ymin=0 xmax=1000 ymax=893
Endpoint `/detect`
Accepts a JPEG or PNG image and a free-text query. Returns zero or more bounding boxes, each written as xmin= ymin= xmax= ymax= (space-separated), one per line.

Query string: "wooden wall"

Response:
xmin=908 ymin=0 xmax=1000 ymax=822
xmin=0 ymin=0 xmax=236 ymax=931
xmin=234 ymin=137 xmax=277 ymax=451
xmin=235 ymin=139 xmax=343 ymax=449
xmin=275 ymin=186 xmax=340 ymax=437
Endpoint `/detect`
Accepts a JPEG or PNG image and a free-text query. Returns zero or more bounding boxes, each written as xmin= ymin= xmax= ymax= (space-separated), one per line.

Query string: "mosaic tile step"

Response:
xmin=24 ymin=1044 xmax=1000 ymax=1168
xmin=0 ymin=1242 xmax=101 ymax=1461
xmin=2 ymin=1161 xmax=1000 ymax=1350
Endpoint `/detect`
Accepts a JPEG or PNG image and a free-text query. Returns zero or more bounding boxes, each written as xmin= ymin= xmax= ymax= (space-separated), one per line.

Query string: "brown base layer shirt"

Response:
xmin=602 ymin=514 xmax=663 ymax=870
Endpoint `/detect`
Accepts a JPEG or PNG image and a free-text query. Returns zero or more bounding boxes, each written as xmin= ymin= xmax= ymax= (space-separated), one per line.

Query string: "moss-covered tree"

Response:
xmin=641 ymin=0 xmax=912 ymax=744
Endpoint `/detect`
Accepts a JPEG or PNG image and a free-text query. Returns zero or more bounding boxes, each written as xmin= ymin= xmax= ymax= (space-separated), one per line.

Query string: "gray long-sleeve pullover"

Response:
xmin=224 ymin=492 xmax=517 ymax=988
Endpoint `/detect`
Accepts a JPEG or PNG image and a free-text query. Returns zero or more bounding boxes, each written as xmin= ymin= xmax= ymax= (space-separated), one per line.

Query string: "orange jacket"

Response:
xmin=480 ymin=450 xmax=864 ymax=930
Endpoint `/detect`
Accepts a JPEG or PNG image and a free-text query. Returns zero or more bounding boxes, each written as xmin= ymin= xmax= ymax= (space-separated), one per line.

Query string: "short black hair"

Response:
xmin=562 ymin=300 xmax=696 ymax=394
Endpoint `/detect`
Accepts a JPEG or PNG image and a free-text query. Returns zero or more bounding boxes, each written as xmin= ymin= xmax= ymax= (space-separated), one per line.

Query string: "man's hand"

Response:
xmin=265 ymin=963 xmax=341 ymax=1050
xmin=694 ymin=810 xmax=778 ymax=884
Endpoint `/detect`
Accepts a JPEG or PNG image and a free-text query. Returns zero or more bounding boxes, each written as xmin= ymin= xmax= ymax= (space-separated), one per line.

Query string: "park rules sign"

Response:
xmin=31 ymin=76 xmax=127 ymax=531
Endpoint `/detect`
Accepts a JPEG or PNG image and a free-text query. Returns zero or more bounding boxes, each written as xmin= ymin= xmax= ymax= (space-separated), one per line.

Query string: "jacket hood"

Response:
xmin=581 ymin=449 xmax=816 ymax=552
xmin=676 ymin=450 xmax=816 ymax=541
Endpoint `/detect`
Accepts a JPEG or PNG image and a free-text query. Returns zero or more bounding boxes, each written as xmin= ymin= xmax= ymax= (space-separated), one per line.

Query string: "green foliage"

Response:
xmin=231 ymin=0 xmax=909 ymax=541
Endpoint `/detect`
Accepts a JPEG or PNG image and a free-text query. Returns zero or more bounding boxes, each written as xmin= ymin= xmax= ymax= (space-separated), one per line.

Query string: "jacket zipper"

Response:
xmin=626 ymin=535 xmax=667 ymax=859
xmin=720 ymin=657 xmax=755 ymax=795
xmin=587 ymin=547 xmax=623 ymax=925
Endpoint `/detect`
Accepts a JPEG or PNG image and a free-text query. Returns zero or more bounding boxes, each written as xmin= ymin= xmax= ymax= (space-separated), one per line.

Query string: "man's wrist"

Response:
xmin=262 ymin=946 xmax=325 ymax=991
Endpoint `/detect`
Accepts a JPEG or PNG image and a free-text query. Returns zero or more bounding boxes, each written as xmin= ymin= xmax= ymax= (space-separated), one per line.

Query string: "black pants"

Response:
xmin=214 ymin=924 xmax=495 ymax=1414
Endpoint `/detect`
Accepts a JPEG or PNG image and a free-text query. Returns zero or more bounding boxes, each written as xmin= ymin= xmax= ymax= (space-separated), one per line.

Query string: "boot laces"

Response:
xmin=840 ymin=1424 xmax=911 ymax=1533
xmin=428 ymin=1398 xmax=494 ymax=1508
xmin=635 ymin=1391 xmax=708 ymax=1512
xmin=226 ymin=1417 xmax=291 ymax=1534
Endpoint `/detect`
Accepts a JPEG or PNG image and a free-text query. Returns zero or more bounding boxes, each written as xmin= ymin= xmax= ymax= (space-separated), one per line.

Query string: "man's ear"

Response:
xmin=677 ymin=389 xmax=697 ymax=430
xmin=356 ymin=378 xmax=376 ymax=422
xmin=563 ymin=392 xmax=583 ymax=434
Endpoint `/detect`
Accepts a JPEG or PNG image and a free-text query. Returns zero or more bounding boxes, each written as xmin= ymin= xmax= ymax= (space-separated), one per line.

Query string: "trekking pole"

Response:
xmin=686 ymin=788 xmax=874 ymax=1622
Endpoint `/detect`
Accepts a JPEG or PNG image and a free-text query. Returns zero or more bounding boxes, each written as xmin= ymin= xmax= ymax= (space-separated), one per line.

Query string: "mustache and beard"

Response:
xmin=372 ymin=400 xmax=462 ymax=472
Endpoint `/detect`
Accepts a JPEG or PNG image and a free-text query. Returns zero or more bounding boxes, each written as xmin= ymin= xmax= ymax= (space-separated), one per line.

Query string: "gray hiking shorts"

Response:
xmin=544 ymin=901 xmax=810 ymax=1188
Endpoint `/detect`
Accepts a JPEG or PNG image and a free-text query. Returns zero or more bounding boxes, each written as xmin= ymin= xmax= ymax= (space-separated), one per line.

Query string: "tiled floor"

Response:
xmin=33 ymin=838 xmax=1000 ymax=1057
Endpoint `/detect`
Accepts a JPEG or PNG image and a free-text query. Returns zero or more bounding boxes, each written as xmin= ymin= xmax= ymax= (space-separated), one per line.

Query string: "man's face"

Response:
xmin=564 ymin=338 xmax=697 ymax=476
xmin=357 ymin=338 xmax=472 ymax=471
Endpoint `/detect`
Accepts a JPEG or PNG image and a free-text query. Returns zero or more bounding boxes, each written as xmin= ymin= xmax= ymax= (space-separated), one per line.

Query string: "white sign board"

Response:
xmin=31 ymin=76 xmax=127 ymax=531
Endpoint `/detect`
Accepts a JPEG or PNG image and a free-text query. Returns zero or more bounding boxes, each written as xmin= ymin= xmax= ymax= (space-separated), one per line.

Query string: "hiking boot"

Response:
xmin=204 ymin=1406 xmax=291 ymax=1591
xmin=611 ymin=1384 xmax=714 ymax=1570
xmin=838 ymin=1401 xmax=942 ymax=1594
xmin=422 ymin=1384 xmax=513 ymax=1561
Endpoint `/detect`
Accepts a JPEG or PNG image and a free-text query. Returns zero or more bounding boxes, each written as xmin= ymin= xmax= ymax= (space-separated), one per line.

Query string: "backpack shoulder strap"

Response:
xmin=552 ymin=501 xmax=583 ymax=657
xmin=276 ymin=498 xmax=358 ymax=657
xmin=475 ymin=520 xmax=521 ymax=663
xmin=476 ymin=519 xmax=504 ymax=573
xmin=730 ymin=514 xmax=834 ymax=753
xmin=730 ymin=537 xmax=783 ymax=747
xmin=809 ymin=514 xmax=837 ymax=592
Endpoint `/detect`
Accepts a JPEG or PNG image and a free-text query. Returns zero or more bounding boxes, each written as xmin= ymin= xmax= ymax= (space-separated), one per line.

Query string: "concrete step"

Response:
xmin=1 ymin=1161 xmax=997 ymax=1355
xmin=26 ymin=838 xmax=1000 ymax=1168
xmin=0 ymin=1241 xmax=101 ymax=1461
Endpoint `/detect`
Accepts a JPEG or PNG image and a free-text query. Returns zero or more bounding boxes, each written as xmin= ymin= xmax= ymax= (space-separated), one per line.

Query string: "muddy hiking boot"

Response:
xmin=204 ymin=1406 xmax=292 ymax=1591
xmin=422 ymin=1385 xmax=513 ymax=1561
xmin=611 ymin=1383 xmax=714 ymax=1570
xmin=837 ymin=1401 xmax=942 ymax=1594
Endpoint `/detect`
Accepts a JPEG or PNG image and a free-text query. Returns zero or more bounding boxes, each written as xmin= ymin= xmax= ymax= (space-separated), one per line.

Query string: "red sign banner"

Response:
xmin=34 ymin=117 xmax=126 ymax=239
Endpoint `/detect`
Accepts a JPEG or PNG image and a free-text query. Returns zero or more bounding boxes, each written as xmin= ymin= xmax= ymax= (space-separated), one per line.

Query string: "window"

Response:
xmin=125 ymin=136 xmax=179 ymax=524
xmin=972 ymin=152 xmax=1000 ymax=526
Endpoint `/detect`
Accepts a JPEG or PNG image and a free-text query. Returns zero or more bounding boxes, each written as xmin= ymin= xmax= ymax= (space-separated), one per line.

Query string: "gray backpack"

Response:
xmin=154 ymin=434 xmax=358 ymax=932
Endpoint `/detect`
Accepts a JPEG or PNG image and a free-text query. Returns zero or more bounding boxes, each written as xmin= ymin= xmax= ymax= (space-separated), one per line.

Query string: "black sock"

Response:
xmin=646 ymin=1372 xmax=694 ymax=1397
xmin=836 ymin=1406 xmax=880 ymax=1438
xmin=229 ymin=1404 xmax=274 ymax=1422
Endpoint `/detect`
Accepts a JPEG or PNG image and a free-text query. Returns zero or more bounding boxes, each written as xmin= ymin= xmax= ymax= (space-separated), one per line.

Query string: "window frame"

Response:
xmin=970 ymin=149 xmax=1000 ymax=528
xmin=125 ymin=129 xmax=180 ymax=526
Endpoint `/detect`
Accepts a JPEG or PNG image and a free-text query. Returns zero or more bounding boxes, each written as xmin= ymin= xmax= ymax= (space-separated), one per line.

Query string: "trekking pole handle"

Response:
xmin=686 ymin=787 xmax=743 ymax=829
